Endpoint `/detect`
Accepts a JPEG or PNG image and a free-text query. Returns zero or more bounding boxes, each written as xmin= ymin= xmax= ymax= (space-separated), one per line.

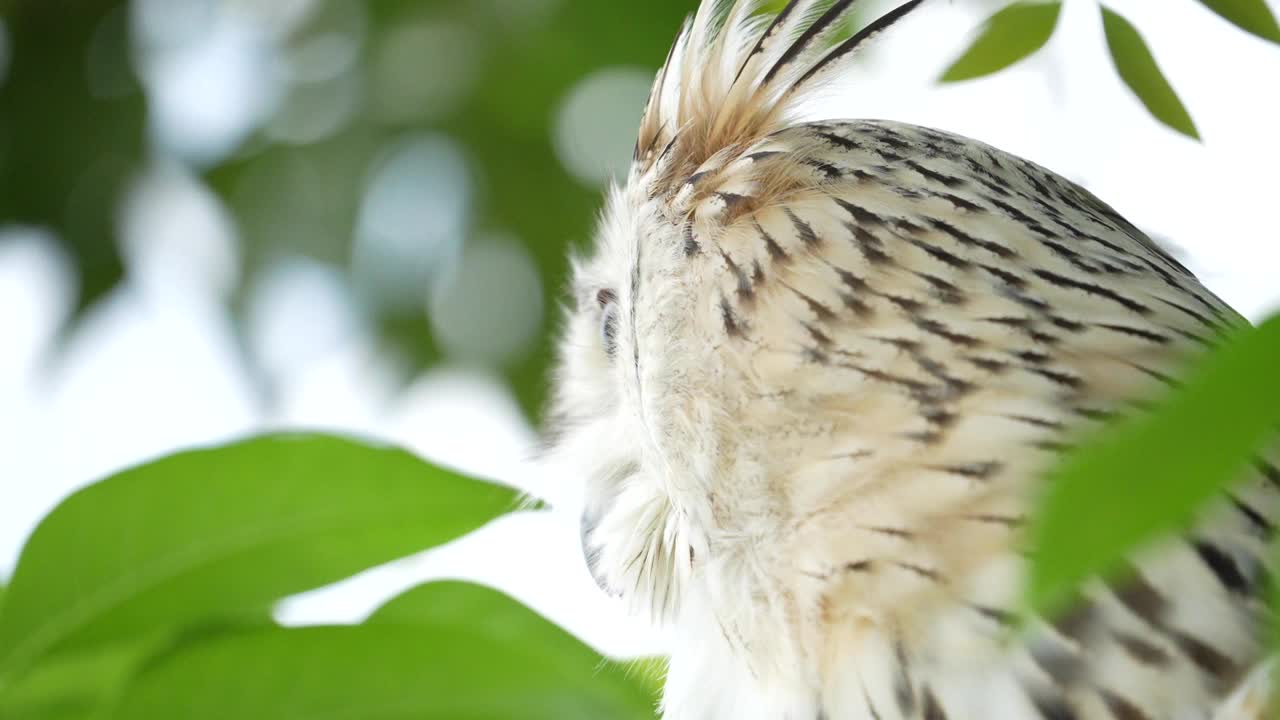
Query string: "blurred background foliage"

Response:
xmin=1 ymin=0 xmax=704 ymax=420
xmin=3 ymin=0 xmax=1273 ymax=421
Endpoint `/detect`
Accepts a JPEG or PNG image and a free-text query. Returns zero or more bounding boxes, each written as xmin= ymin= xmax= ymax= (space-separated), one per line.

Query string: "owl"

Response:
xmin=540 ymin=1 xmax=1276 ymax=718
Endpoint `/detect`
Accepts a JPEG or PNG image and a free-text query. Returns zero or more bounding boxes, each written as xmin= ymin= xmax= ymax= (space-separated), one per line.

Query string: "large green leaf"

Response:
xmin=940 ymin=2 xmax=1062 ymax=83
xmin=109 ymin=581 xmax=658 ymax=720
xmin=1028 ymin=313 xmax=1280 ymax=614
xmin=1101 ymin=5 xmax=1200 ymax=140
xmin=1195 ymin=0 xmax=1280 ymax=44
xmin=0 ymin=638 xmax=160 ymax=720
xmin=0 ymin=434 xmax=517 ymax=685
xmin=0 ymin=618 xmax=275 ymax=720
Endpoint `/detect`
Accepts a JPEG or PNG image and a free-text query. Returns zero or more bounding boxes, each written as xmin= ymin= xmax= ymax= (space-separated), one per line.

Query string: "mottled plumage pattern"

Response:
xmin=542 ymin=2 xmax=1276 ymax=718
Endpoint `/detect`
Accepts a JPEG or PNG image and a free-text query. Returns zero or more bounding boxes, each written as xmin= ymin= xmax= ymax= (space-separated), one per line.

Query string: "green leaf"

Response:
xmin=0 ymin=639 xmax=159 ymax=720
xmin=109 ymin=582 xmax=658 ymax=720
xmin=0 ymin=616 xmax=276 ymax=720
xmin=1195 ymin=0 xmax=1280 ymax=44
xmin=366 ymin=581 xmax=656 ymax=695
xmin=1100 ymin=5 xmax=1200 ymax=140
xmin=939 ymin=2 xmax=1062 ymax=82
xmin=0 ymin=433 xmax=516 ymax=685
xmin=1028 ymin=313 xmax=1280 ymax=615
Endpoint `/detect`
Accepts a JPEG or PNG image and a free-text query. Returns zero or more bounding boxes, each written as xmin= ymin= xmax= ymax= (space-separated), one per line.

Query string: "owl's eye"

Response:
xmin=596 ymin=288 xmax=619 ymax=358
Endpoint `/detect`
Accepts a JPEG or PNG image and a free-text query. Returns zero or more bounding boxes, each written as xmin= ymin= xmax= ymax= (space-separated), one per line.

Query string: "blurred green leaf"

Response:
xmin=0 ymin=433 xmax=516 ymax=685
xmin=1029 ymin=313 xmax=1280 ymax=615
xmin=0 ymin=616 xmax=273 ymax=720
xmin=1195 ymin=0 xmax=1280 ymax=44
xmin=0 ymin=0 xmax=143 ymax=316
xmin=939 ymin=1 xmax=1061 ymax=82
xmin=1101 ymin=5 xmax=1200 ymax=140
xmin=0 ymin=637 xmax=160 ymax=720
xmin=110 ymin=581 xmax=658 ymax=720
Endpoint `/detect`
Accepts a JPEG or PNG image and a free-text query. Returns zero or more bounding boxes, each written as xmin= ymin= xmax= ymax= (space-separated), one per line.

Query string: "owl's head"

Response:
xmin=539 ymin=0 xmax=929 ymax=621
xmin=540 ymin=179 xmax=719 ymax=621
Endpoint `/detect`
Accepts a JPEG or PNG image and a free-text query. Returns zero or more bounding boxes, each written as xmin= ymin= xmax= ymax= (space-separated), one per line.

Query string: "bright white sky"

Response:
xmin=1 ymin=0 xmax=1278 ymax=660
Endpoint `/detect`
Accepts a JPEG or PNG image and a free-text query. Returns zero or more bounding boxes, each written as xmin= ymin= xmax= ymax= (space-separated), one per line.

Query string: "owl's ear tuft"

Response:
xmin=633 ymin=0 xmax=926 ymax=196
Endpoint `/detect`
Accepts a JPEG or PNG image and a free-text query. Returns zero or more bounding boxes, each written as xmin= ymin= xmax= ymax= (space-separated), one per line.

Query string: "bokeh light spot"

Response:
xmin=120 ymin=161 xmax=241 ymax=301
xmin=554 ymin=67 xmax=652 ymax=187
xmin=372 ymin=21 xmax=481 ymax=125
xmin=133 ymin=0 xmax=284 ymax=166
xmin=429 ymin=234 xmax=543 ymax=367
xmin=266 ymin=68 xmax=362 ymax=145
xmin=247 ymin=258 xmax=362 ymax=382
xmin=132 ymin=0 xmax=218 ymax=51
xmin=288 ymin=31 xmax=360 ymax=84
xmin=353 ymin=134 xmax=471 ymax=311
